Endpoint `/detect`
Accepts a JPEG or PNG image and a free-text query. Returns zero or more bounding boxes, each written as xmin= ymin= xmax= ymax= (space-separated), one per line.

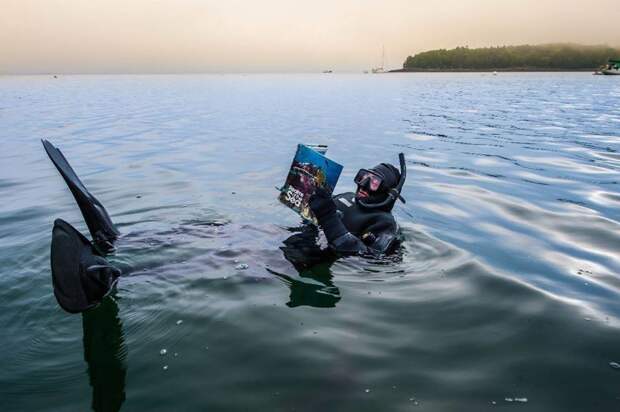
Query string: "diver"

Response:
xmin=308 ymin=153 xmax=407 ymax=256
xmin=273 ymin=153 xmax=406 ymax=307
xmin=42 ymin=139 xmax=121 ymax=314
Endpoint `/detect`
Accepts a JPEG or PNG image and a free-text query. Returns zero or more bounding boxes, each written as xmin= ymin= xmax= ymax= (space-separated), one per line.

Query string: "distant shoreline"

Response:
xmin=389 ymin=68 xmax=595 ymax=73
xmin=399 ymin=44 xmax=619 ymax=74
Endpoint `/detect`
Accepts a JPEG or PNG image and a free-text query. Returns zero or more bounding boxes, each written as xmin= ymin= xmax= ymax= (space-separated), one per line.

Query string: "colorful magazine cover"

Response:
xmin=278 ymin=144 xmax=343 ymax=224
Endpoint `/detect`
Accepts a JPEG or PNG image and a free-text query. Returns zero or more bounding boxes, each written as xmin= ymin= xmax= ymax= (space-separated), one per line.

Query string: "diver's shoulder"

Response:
xmin=333 ymin=192 xmax=356 ymax=208
xmin=333 ymin=192 xmax=355 ymax=200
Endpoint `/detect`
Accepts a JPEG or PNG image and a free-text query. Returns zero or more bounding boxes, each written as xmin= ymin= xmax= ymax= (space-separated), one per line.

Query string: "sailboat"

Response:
xmin=371 ymin=46 xmax=386 ymax=74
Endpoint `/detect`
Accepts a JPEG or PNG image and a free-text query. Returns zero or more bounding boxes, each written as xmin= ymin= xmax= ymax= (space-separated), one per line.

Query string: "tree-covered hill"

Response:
xmin=401 ymin=44 xmax=620 ymax=71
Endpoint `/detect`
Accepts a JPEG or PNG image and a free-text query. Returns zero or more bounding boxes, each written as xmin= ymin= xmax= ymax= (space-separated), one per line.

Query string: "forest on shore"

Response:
xmin=399 ymin=44 xmax=620 ymax=71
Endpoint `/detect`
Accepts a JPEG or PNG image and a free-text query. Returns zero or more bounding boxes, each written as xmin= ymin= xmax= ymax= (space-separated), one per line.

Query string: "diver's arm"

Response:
xmin=363 ymin=224 xmax=398 ymax=255
xmin=309 ymin=189 xmax=376 ymax=255
xmin=316 ymin=211 xmax=369 ymax=254
xmin=310 ymin=190 xmax=400 ymax=255
xmin=320 ymin=214 xmax=399 ymax=256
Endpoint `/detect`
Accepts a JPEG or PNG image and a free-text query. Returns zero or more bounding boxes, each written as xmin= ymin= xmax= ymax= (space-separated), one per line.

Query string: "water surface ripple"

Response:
xmin=1 ymin=73 xmax=619 ymax=411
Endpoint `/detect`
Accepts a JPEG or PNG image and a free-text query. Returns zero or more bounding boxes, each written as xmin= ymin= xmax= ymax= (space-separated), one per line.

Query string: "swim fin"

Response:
xmin=42 ymin=139 xmax=119 ymax=249
xmin=51 ymin=219 xmax=121 ymax=314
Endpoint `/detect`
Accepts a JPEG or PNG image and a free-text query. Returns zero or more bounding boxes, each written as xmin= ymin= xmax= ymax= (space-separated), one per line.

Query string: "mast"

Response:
xmin=381 ymin=45 xmax=385 ymax=70
xmin=371 ymin=45 xmax=386 ymax=73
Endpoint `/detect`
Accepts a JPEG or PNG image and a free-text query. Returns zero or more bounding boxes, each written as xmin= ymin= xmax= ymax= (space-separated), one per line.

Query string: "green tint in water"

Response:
xmin=0 ymin=74 xmax=619 ymax=411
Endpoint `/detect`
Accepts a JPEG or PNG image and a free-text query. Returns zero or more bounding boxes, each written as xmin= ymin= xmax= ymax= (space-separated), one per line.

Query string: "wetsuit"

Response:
xmin=314 ymin=191 xmax=399 ymax=256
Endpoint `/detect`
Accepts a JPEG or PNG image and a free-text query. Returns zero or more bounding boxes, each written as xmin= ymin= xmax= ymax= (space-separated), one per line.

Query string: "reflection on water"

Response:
xmin=271 ymin=225 xmax=341 ymax=308
xmin=269 ymin=266 xmax=341 ymax=308
xmin=82 ymin=297 xmax=126 ymax=412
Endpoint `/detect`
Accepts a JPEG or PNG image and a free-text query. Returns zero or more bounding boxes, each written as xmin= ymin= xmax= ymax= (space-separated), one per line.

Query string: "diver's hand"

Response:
xmin=309 ymin=187 xmax=336 ymax=222
xmin=310 ymin=187 xmax=349 ymax=243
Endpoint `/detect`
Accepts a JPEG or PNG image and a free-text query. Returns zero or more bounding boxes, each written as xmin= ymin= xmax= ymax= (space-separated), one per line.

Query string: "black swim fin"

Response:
xmin=51 ymin=219 xmax=121 ymax=314
xmin=42 ymin=139 xmax=119 ymax=249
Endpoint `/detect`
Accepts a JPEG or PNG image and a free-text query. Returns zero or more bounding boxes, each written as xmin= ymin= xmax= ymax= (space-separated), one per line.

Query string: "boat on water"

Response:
xmin=597 ymin=59 xmax=620 ymax=75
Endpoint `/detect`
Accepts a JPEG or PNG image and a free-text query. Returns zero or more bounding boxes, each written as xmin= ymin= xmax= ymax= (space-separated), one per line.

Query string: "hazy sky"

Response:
xmin=2 ymin=0 xmax=619 ymax=73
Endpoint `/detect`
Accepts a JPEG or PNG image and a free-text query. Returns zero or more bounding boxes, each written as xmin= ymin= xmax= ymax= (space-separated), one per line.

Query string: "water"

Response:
xmin=1 ymin=73 xmax=619 ymax=411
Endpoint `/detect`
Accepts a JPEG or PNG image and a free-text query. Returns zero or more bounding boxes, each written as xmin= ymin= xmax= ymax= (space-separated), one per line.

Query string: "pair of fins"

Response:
xmin=43 ymin=139 xmax=121 ymax=314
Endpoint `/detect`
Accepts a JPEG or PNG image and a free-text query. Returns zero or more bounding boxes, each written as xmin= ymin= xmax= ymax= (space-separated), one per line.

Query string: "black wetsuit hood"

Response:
xmin=356 ymin=161 xmax=403 ymax=212
xmin=356 ymin=153 xmax=407 ymax=212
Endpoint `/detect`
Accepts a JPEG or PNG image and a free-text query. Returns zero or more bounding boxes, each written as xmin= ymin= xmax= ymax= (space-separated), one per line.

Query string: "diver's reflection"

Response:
xmin=273 ymin=225 xmax=341 ymax=308
xmin=82 ymin=296 xmax=127 ymax=412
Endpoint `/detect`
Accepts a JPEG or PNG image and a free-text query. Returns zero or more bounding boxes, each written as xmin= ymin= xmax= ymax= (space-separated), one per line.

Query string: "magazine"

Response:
xmin=278 ymin=144 xmax=343 ymax=224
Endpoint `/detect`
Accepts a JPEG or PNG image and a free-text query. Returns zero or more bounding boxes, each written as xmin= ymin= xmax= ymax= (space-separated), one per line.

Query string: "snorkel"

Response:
xmin=356 ymin=153 xmax=407 ymax=210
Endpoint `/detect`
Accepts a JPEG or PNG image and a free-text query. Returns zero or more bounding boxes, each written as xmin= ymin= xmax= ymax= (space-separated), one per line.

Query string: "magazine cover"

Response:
xmin=278 ymin=144 xmax=343 ymax=224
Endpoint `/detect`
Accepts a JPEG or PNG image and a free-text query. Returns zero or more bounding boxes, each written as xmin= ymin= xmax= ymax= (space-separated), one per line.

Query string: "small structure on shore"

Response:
xmin=599 ymin=59 xmax=620 ymax=75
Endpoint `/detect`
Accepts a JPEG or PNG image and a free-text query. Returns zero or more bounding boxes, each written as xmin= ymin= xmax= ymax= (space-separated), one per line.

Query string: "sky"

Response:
xmin=1 ymin=0 xmax=619 ymax=74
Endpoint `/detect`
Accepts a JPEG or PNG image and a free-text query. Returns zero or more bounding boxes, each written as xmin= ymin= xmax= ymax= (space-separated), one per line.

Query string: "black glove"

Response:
xmin=309 ymin=187 xmax=348 ymax=242
xmin=309 ymin=187 xmax=337 ymax=222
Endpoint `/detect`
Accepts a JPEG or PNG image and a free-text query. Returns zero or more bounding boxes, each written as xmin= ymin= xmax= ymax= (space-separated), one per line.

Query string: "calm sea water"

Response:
xmin=0 ymin=73 xmax=619 ymax=411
